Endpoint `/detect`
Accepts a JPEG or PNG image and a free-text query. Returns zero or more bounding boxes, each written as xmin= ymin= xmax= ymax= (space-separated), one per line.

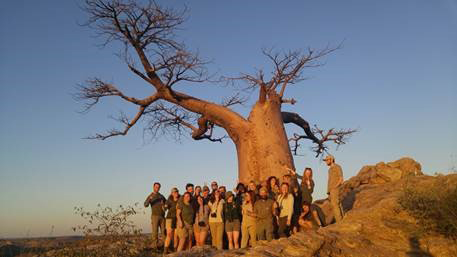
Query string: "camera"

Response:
xmin=198 ymin=221 xmax=206 ymax=227
xmin=210 ymin=212 xmax=217 ymax=218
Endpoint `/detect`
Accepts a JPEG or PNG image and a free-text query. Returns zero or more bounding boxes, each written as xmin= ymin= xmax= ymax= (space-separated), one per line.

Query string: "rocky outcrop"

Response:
xmin=169 ymin=157 xmax=457 ymax=257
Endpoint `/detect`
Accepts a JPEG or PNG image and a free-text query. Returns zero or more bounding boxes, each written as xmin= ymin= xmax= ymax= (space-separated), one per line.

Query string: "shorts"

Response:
xmin=225 ymin=219 xmax=241 ymax=232
xmin=166 ymin=218 xmax=177 ymax=230
xmin=193 ymin=221 xmax=209 ymax=233
xmin=178 ymin=222 xmax=193 ymax=239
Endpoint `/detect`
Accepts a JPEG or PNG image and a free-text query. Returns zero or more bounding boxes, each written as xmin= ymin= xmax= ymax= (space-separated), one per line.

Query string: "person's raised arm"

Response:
xmin=144 ymin=193 xmax=153 ymax=207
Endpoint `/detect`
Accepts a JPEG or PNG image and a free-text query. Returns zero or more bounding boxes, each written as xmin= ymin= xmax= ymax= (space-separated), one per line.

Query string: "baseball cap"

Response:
xmin=225 ymin=191 xmax=234 ymax=199
xmin=324 ymin=155 xmax=335 ymax=161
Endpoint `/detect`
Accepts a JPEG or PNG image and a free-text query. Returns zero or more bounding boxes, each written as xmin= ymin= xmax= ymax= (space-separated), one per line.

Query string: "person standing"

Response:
xmin=234 ymin=183 xmax=246 ymax=207
xmin=266 ymin=176 xmax=280 ymax=200
xmin=208 ymin=190 xmax=225 ymax=250
xmin=194 ymin=195 xmax=210 ymax=246
xmin=290 ymin=167 xmax=315 ymax=204
xmin=176 ymin=192 xmax=195 ymax=252
xmin=241 ymin=190 xmax=257 ymax=248
xmin=247 ymin=181 xmax=258 ymax=196
xmin=210 ymin=181 xmax=219 ymax=197
xmin=290 ymin=185 xmax=302 ymax=234
xmin=202 ymin=185 xmax=211 ymax=204
xmin=224 ymin=191 xmax=241 ymax=249
xmin=324 ymin=155 xmax=344 ymax=222
xmin=163 ymin=187 xmax=180 ymax=254
xmin=218 ymin=185 xmax=227 ymax=199
xmin=276 ymin=182 xmax=294 ymax=238
xmin=144 ymin=182 xmax=166 ymax=252
xmin=254 ymin=187 xmax=277 ymax=242
xmin=194 ymin=186 xmax=202 ymax=198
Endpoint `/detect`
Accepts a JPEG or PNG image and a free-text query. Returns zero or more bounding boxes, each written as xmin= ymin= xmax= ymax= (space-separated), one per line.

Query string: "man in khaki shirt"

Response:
xmin=324 ymin=155 xmax=344 ymax=222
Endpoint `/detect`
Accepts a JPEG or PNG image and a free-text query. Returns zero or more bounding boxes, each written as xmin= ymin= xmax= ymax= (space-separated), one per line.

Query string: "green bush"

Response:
xmin=398 ymin=179 xmax=457 ymax=238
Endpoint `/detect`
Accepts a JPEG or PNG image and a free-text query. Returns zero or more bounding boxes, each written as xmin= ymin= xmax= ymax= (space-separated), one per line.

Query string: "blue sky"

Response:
xmin=0 ymin=0 xmax=456 ymax=238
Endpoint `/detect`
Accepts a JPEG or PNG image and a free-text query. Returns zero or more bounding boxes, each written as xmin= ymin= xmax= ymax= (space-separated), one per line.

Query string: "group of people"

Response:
xmin=144 ymin=155 xmax=344 ymax=254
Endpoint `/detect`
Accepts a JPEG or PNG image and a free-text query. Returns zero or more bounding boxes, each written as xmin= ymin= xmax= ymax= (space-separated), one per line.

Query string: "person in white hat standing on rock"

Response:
xmin=324 ymin=155 xmax=344 ymax=222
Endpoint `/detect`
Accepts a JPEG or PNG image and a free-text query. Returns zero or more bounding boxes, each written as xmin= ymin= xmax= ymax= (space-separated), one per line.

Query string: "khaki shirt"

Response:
xmin=242 ymin=202 xmax=256 ymax=225
xmin=327 ymin=163 xmax=343 ymax=194
xmin=276 ymin=193 xmax=294 ymax=220
xmin=254 ymin=198 xmax=275 ymax=220
xmin=208 ymin=199 xmax=225 ymax=223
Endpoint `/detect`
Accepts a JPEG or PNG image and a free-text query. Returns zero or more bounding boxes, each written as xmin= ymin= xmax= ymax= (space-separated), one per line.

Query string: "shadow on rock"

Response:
xmin=341 ymin=188 xmax=359 ymax=213
xmin=406 ymin=236 xmax=434 ymax=257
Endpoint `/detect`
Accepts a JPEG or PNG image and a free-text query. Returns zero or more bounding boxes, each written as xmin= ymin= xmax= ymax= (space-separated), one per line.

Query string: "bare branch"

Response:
xmin=140 ymin=102 xmax=228 ymax=143
xmin=86 ymin=106 xmax=146 ymax=140
xmin=282 ymin=111 xmax=356 ymax=156
xmin=141 ymin=101 xmax=196 ymax=141
xmin=225 ymin=45 xmax=340 ymax=102
xmin=221 ymin=93 xmax=248 ymax=107
xmin=75 ymin=78 xmax=159 ymax=112
xmin=152 ymin=49 xmax=210 ymax=88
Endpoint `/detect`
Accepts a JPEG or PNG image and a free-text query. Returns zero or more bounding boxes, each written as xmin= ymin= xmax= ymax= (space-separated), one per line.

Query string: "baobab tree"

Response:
xmin=77 ymin=0 xmax=356 ymax=183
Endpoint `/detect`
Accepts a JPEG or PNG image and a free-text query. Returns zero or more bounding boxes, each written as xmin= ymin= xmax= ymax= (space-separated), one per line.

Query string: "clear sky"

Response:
xmin=1 ymin=0 xmax=456 ymax=238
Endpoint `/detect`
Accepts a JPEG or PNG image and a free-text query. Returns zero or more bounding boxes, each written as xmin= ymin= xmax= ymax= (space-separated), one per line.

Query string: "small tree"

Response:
xmin=77 ymin=0 xmax=356 ymax=183
xmin=73 ymin=203 xmax=142 ymax=237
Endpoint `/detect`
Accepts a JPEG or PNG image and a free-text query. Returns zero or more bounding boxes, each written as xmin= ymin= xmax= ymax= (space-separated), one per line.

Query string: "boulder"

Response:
xmin=172 ymin=158 xmax=456 ymax=257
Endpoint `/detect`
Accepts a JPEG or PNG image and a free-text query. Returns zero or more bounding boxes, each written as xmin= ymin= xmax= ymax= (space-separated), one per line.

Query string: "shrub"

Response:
xmin=72 ymin=203 xmax=143 ymax=237
xmin=398 ymin=179 xmax=457 ymax=238
xmin=62 ymin=203 xmax=147 ymax=257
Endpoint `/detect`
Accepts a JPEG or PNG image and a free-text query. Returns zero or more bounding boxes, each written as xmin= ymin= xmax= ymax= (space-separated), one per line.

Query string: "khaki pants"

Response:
xmin=329 ymin=188 xmax=343 ymax=222
xmin=209 ymin=222 xmax=224 ymax=250
xmin=151 ymin=215 xmax=165 ymax=249
xmin=256 ymin=218 xmax=273 ymax=241
xmin=277 ymin=216 xmax=289 ymax=238
xmin=241 ymin=222 xmax=256 ymax=248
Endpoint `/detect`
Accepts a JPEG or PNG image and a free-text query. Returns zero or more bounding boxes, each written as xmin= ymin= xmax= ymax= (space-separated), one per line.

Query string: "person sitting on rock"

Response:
xmin=298 ymin=201 xmax=322 ymax=231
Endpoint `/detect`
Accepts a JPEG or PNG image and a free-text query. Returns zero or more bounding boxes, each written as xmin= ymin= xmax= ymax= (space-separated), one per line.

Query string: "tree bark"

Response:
xmin=235 ymin=94 xmax=295 ymax=184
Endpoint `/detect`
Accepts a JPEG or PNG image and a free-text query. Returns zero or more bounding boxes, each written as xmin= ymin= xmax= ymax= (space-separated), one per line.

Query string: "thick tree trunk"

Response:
xmin=235 ymin=95 xmax=295 ymax=184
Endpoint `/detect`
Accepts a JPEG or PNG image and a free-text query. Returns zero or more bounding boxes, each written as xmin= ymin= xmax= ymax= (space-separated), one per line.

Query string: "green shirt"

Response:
xmin=165 ymin=197 xmax=178 ymax=219
xmin=178 ymin=202 xmax=195 ymax=225
xmin=254 ymin=198 xmax=275 ymax=220
xmin=224 ymin=202 xmax=241 ymax=222
xmin=144 ymin=192 xmax=165 ymax=217
xmin=301 ymin=179 xmax=315 ymax=204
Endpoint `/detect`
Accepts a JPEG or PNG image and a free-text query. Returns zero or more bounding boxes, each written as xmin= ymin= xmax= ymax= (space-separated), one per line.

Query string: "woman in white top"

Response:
xmin=208 ymin=190 xmax=225 ymax=250
xmin=276 ymin=182 xmax=294 ymax=238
